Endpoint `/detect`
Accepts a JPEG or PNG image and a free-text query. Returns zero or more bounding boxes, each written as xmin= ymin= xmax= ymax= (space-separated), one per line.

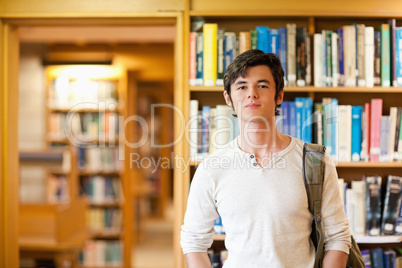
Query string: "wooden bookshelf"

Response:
xmin=174 ymin=1 xmax=402 ymax=267
xmin=45 ymin=65 xmax=130 ymax=267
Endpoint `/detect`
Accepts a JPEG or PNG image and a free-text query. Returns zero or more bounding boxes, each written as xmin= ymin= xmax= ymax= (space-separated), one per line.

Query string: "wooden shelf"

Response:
xmin=190 ymin=85 xmax=402 ymax=93
xmin=90 ymin=231 xmax=122 ymax=239
xmin=79 ymin=170 xmax=122 ymax=176
xmin=212 ymin=234 xmax=226 ymax=241
xmin=88 ymin=202 xmax=122 ymax=207
xmin=189 ymin=10 xmax=402 ymax=18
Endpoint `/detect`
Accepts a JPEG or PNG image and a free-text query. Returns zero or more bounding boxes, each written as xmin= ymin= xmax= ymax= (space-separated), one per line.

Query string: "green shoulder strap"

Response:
xmin=303 ymin=143 xmax=365 ymax=268
xmin=302 ymin=142 xmax=326 ymax=268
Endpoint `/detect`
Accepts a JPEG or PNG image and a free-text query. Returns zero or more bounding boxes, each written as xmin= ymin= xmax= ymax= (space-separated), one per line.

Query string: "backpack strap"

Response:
xmin=302 ymin=143 xmax=326 ymax=268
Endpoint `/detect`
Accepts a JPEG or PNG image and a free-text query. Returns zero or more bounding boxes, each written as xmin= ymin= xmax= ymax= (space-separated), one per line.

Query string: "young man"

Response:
xmin=181 ymin=50 xmax=351 ymax=267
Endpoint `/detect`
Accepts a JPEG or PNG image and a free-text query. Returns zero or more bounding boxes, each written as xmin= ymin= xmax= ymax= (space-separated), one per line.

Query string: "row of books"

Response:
xmin=189 ymin=98 xmax=402 ymax=162
xmin=191 ymin=19 xmax=402 ymax=89
xmin=46 ymin=174 xmax=69 ymax=204
xmin=361 ymin=247 xmax=402 ymax=268
xmin=87 ymin=207 xmax=122 ymax=232
xmin=314 ymin=20 xmax=402 ymax=88
xmin=278 ymin=98 xmax=402 ymax=162
xmin=207 ymin=249 xmax=228 ymax=268
xmin=189 ymin=23 xmax=309 ymax=87
xmin=78 ymin=147 xmax=122 ymax=172
xmin=48 ymin=111 xmax=120 ymax=143
xmin=189 ymin=101 xmax=239 ymax=160
xmin=342 ymin=175 xmax=402 ymax=237
xmin=80 ymin=176 xmax=122 ymax=204
xmin=51 ymin=76 xmax=118 ymax=109
xmin=79 ymin=240 xmax=122 ymax=267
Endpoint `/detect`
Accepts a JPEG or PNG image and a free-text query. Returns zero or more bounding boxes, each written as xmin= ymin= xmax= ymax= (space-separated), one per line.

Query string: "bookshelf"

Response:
xmin=175 ymin=1 xmax=402 ymax=267
xmin=45 ymin=65 xmax=131 ymax=267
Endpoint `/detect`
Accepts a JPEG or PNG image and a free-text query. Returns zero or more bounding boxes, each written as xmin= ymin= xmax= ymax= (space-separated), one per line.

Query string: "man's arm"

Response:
xmin=185 ymin=252 xmax=212 ymax=268
xmin=322 ymin=250 xmax=348 ymax=268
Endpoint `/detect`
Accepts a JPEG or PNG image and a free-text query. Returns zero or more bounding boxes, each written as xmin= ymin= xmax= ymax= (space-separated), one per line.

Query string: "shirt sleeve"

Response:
xmin=321 ymin=152 xmax=352 ymax=254
xmin=180 ymin=162 xmax=219 ymax=254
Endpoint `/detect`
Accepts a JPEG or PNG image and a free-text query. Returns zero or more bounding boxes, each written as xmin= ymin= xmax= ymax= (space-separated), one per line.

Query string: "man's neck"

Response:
xmin=238 ymin=119 xmax=288 ymax=157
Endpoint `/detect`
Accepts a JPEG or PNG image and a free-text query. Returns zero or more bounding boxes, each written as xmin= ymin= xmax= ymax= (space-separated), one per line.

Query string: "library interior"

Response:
xmin=1 ymin=0 xmax=402 ymax=267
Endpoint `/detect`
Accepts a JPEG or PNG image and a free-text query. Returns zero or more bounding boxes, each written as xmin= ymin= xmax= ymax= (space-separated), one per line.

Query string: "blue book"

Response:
xmin=224 ymin=33 xmax=235 ymax=74
xmin=396 ymin=27 xmax=402 ymax=86
xmin=256 ymin=26 xmax=270 ymax=53
xmin=196 ymin=33 xmax=204 ymax=85
xmin=351 ymin=106 xmax=363 ymax=161
xmin=383 ymin=249 xmax=396 ymax=268
xmin=214 ymin=216 xmax=225 ymax=234
xmin=337 ymin=28 xmax=344 ymax=86
xmin=294 ymin=97 xmax=304 ymax=140
xmin=279 ymin=27 xmax=287 ymax=84
xmin=303 ymin=98 xmax=313 ymax=143
xmin=371 ymin=248 xmax=384 ymax=268
xmin=201 ymin=106 xmax=210 ymax=153
xmin=289 ymin=101 xmax=297 ymax=138
xmin=269 ymin=29 xmax=279 ymax=55
xmin=281 ymin=101 xmax=290 ymax=135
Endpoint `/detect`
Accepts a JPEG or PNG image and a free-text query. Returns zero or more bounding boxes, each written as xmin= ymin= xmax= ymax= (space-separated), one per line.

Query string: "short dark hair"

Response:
xmin=223 ymin=49 xmax=285 ymax=116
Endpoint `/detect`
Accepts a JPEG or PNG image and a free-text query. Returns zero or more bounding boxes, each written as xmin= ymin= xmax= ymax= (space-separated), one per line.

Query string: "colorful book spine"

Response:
xmin=201 ymin=106 xmax=210 ymax=153
xmin=250 ymin=30 xmax=258 ymax=50
xmin=351 ymin=106 xmax=363 ymax=162
xmin=337 ymin=28 xmax=345 ymax=86
xmin=239 ymin=31 xmax=251 ymax=54
xmin=203 ymin=23 xmax=218 ymax=86
xmin=224 ymin=32 xmax=236 ymax=74
xmin=373 ymin=30 xmax=381 ymax=86
xmin=279 ymin=27 xmax=287 ymax=86
xmin=256 ymin=26 xmax=269 ymax=53
xmin=365 ymin=175 xmax=382 ymax=236
xmin=281 ymin=101 xmax=290 ymax=135
xmin=381 ymin=23 xmax=391 ymax=87
xmin=216 ymin=28 xmax=225 ymax=86
xmin=269 ymin=28 xmax=279 ymax=55
xmin=370 ymin=98 xmax=383 ymax=162
xmin=381 ymin=175 xmax=402 ymax=235
xmin=396 ymin=27 xmax=402 ymax=86
xmin=389 ymin=19 xmax=397 ymax=86
xmin=196 ymin=33 xmax=204 ymax=86
xmin=189 ymin=32 xmax=197 ymax=86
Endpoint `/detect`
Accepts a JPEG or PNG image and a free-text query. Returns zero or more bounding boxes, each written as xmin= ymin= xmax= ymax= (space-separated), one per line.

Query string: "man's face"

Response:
xmin=224 ymin=65 xmax=284 ymax=125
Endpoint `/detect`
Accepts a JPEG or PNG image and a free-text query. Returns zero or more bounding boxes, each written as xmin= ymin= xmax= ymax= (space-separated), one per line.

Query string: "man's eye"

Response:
xmin=259 ymin=85 xmax=268 ymax=88
xmin=237 ymin=86 xmax=246 ymax=90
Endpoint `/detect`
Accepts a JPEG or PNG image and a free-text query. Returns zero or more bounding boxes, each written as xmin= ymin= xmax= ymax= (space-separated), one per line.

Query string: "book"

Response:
xmin=281 ymin=101 xmax=290 ymax=135
xmin=365 ymin=175 xmax=382 ymax=236
xmin=269 ymin=28 xmax=279 ymax=55
xmin=203 ymin=23 xmax=218 ymax=86
xmin=201 ymin=106 xmax=210 ymax=154
xmin=343 ymin=25 xmax=356 ymax=86
xmin=337 ymin=28 xmax=345 ymax=86
xmin=279 ymin=27 xmax=287 ymax=86
xmin=360 ymin=249 xmax=372 ymax=268
xmin=381 ymin=175 xmax=402 ymax=235
xmin=287 ymin=23 xmax=297 ymax=86
xmin=296 ymin=27 xmax=307 ymax=87
xmin=352 ymin=180 xmax=366 ymax=236
xmin=351 ymin=106 xmax=363 ymax=162
xmin=370 ymin=247 xmax=384 ymax=268
xmin=224 ymin=32 xmax=236 ymax=74
xmin=379 ymin=116 xmax=390 ymax=162
xmin=216 ymin=28 xmax=225 ymax=86
xmin=338 ymin=105 xmax=352 ymax=162
xmin=370 ymin=99 xmax=382 ymax=162
xmin=331 ymin=31 xmax=339 ymax=87
xmin=396 ymin=27 xmax=402 ymax=86
xmin=196 ymin=33 xmax=204 ymax=86
xmin=365 ymin=26 xmax=375 ymax=88
xmin=389 ymin=19 xmax=397 ymax=86
xmin=313 ymin=103 xmax=324 ymax=145
xmin=250 ymin=30 xmax=258 ymax=50
xmin=374 ymin=30 xmax=381 ymax=86
xmin=256 ymin=26 xmax=269 ymax=53
xmin=189 ymin=100 xmax=199 ymax=159
xmin=239 ymin=31 xmax=251 ymax=54
xmin=381 ymin=23 xmax=391 ymax=87
xmin=356 ymin=24 xmax=366 ymax=87
xmin=314 ymin=33 xmax=323 ymax=87
xmin=189 ymin=32 xmax=197 ymax=86
xmin=394 ymin=108 xmax=402 ymax=161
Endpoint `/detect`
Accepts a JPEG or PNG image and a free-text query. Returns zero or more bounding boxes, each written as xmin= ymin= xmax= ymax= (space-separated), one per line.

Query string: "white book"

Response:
xmin=189 ymin=100 xmax=199 ymax=160
xmin=338 ymin=105 xmax=352 ymax=162
xmin=343 ymin=25 xmax=357 ymax=87
xmin=332 ymin=32 xmax=339 ymax=87
xmin=95 ymin=240 xmax=106 ymax=266
xmin=352 ymin=180 xmax=366 ymax=236
xmin=287 ymin=23 xmax=297 ymax=86
xmin=209 ymin=108 xmax=217 ymax=154
xmin=214 ymin=105 xmax=233 ymax=150
xmin=93 ymin=176 xmax=105 ymax=203
xmin=388 ymin=107 xmax=398 ymax=162
xmin=314 ymin=33 xmax=323 ymax=87
xmin=345 ymin=188 xmax=355 ymax=234
xmin=357 ymin=24 xmax=366 ymax=87
xmin=365 ymin=26 xmax=375 ymax=88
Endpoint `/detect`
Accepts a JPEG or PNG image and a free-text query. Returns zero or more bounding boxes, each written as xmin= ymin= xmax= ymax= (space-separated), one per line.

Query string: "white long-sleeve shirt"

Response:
xmin=181 ymin=136 xmax=351 ymax=268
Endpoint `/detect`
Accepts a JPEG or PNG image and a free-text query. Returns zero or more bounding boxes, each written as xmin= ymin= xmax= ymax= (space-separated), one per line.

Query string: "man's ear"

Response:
xmin=223 ymin=91 xmax=232 ymax=107
xmin=276 ymin=90 xmax=284 ymax=105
